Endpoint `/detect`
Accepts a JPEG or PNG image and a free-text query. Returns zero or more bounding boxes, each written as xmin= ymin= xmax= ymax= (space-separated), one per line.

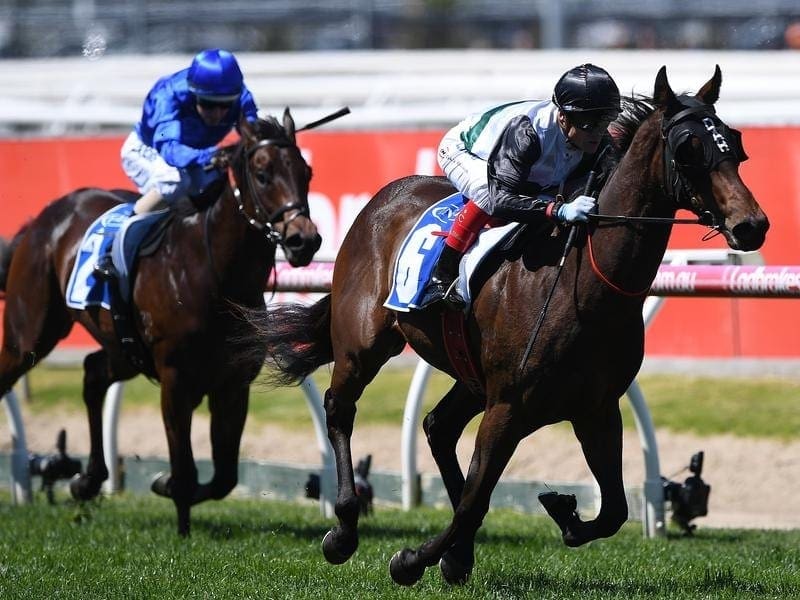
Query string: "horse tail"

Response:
xmin=258 ymin=294 xmax=333 ymax=386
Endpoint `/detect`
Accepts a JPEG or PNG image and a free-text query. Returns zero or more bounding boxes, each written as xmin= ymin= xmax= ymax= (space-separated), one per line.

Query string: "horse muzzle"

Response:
xmin=283 ymin=232 xmax=322 ymax=267
xmin=724 ymin=213 xmax=769 ymax=252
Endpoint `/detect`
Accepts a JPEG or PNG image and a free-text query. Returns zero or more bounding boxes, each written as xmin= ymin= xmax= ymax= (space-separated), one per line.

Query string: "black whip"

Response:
xmin=296 ymin=107 xmax=351 ymax=132
xmin=518 ymin=171 xmax=597 ymax=372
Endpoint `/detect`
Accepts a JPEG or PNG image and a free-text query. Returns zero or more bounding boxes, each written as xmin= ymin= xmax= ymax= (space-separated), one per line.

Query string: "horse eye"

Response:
xmin=255 ymin=171 xmax=269 ymax=185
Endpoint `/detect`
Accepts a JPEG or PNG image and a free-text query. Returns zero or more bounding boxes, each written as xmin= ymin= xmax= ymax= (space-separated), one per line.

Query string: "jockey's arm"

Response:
xmin=486 ymin=115 xmax=563 ymax=223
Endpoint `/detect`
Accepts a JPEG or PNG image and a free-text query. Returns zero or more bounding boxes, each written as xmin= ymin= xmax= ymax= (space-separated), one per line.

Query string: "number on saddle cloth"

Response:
xmin=383 ymin=193 xmax=519 ymax=312
xmin=65 ymin=204 xmax=135 ymax=310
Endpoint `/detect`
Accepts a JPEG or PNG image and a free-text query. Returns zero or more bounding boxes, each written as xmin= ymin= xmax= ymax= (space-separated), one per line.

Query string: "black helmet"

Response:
xmin=553 ymin=64 xmax=620 ymax=115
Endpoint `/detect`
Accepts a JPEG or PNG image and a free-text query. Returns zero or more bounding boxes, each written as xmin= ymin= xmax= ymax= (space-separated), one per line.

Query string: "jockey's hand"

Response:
xmin=205 ymin=152 xmax=230 ymax=172
xmin=557 ymin=195 xmax=596 ymax=223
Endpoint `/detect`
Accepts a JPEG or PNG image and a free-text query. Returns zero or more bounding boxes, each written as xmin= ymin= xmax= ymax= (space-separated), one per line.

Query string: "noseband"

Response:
xmin=227 ymin=137 xmax=310 ymax=248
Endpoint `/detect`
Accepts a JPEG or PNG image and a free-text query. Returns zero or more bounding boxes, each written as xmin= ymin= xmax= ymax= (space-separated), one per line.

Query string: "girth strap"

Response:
xmin=441 ymin=310 xmax=485 ymax=397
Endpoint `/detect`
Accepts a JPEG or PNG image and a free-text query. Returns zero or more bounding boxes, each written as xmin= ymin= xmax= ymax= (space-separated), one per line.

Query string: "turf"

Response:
xmin=0 ymin=493 xmax=797 ymax=599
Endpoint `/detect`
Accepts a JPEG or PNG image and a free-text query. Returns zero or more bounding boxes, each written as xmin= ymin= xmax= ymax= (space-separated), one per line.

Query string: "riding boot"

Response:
xmin=419 ymin=200 xmax=492 ymax=310
xmin=419 ymin=244 xmax=465 ymax=309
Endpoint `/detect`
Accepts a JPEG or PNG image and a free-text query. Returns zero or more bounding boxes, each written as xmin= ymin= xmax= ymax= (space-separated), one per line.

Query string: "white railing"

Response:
xmin=2 ymin=50 xmax=800 ymax=134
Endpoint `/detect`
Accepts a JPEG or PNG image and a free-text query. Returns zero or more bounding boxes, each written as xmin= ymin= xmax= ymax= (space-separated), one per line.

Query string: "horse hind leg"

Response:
xmin=321 ymin=326 xmax=405 ymax=565
xmin=69 ymin=350 xmax=128 ymax=501
xmin=543 ymin=406 xmax=628 ymax=547
xmin=0 ymin=272 xmax=73 ymax=397
xmin=423 ymin=382 xmax=484 ymax=509
xmin=390 ymin=401 xmax=521 ymax=586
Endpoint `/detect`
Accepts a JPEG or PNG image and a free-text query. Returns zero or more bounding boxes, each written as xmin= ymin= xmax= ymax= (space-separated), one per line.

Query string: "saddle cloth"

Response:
xmin=384 ymin=193 xmax=518 ymax=312
xmin=65 ymin=204 xmax=170 ymax=309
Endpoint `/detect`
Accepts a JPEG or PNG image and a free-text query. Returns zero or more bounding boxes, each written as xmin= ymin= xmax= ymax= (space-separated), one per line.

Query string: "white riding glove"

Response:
xmin=556 ymin=195 xmax=597 ymax=223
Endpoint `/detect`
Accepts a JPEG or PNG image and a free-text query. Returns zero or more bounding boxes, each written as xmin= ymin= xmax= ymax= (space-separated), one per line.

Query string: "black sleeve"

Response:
xmin=487 ymin=115 xmax=562 ymax=223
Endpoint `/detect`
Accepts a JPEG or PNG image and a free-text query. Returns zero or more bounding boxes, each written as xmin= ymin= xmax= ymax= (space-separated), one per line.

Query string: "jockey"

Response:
xmin=121 ymin=48 xmax=259 ymax=214
xmin=420 ymin=63 xmax=621 ymax=310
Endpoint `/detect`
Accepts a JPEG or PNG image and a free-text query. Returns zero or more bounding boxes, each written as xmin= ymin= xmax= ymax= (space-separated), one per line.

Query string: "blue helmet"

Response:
xmin=187 ymin=49 xmax=244 ymax=102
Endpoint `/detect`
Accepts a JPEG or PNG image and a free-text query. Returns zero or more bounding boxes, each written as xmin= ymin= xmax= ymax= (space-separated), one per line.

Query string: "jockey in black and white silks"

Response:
xmin=420 ymin=64 xmax=621 ymax=310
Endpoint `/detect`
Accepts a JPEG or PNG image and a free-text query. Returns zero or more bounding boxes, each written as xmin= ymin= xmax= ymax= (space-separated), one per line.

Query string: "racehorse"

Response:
xmin=0 ymin=110 xmax=322 ymax=536
xmin=250 ymin=66 xmax=768 ymax=585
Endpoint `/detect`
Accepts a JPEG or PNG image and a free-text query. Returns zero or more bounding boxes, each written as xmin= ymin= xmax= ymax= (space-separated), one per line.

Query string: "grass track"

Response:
xmin=0 ymin=493 xmax=798 ymax=599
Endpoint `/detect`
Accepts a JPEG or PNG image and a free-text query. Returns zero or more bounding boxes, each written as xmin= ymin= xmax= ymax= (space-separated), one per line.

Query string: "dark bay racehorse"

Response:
xmin=0 ymin=111 xmax=321 ymax=535
xmin=253 ymin=67 xmax=768 ymax=584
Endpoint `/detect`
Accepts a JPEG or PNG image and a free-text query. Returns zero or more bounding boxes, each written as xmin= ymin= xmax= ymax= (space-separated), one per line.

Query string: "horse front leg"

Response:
xmin=70 ymin=350 xmax=114 ymax=501
xmin=390 ymin=402 xmax=521 ymax=586
xmin=152 ymin=366 xmax=200 ymax=536
xmin=192 ymin=384 xmax=249 ymax=504
xmin=542 ymin=405 xmax=628 ymax=547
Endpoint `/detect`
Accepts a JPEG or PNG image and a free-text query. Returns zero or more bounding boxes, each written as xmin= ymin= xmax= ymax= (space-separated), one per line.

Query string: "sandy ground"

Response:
xmin=3 ymin=404 xmax=798 ymax=530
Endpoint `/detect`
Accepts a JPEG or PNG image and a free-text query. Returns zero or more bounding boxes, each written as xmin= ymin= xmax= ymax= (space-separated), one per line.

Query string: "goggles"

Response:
xmin=569 ymin=110 xmax=619 ymax=132
xmin=197 ymin=97 xmax=235 ymax=110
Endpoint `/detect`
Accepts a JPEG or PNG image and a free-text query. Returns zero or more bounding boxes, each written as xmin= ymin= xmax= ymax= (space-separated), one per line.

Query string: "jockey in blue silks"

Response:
xmin=120 ymin=48 xmax=259 ymax=214
xmin=420 ymin=64 xmax=621 ymax=310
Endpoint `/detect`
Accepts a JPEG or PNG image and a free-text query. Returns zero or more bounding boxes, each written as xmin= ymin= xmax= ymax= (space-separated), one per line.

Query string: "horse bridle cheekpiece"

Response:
xmin=227 ymin=133 xmax=309 ymax=247
xmin=661 ymin=96 xmax=748 ymax=208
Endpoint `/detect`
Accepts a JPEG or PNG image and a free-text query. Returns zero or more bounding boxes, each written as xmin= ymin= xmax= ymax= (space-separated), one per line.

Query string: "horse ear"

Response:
xmin=696 ymin=64 xmax=722 ymax=105
xmin=239 ymin=116 xmax=258 ymax=145
xmin=653 ymin=65 xmax=681 ymax=116
xmin=283 ymin=107 xmax=296 ymax=143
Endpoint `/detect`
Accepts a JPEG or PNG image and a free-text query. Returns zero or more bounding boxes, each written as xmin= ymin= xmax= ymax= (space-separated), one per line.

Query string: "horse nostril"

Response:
xmin=731 ymin=218 xmax=767 ymax=250
xmin=284 ymin=233 xmax=304 ymax=251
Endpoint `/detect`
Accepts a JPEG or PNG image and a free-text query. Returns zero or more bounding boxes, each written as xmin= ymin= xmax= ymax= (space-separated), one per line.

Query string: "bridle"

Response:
xmin=226 ymin=137 xmax=310 ymax=248
xmin=584 ymin=99 xmax=747 ymax=296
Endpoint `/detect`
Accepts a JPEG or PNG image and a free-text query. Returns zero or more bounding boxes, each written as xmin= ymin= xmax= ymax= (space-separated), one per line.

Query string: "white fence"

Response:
xmin=2 ymin=49 xmax=799 ymax=135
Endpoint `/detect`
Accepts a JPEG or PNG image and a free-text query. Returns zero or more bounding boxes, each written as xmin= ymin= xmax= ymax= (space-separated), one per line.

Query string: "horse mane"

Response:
xmin=609 ymin=94 xmax=658 ymax=155
xmin=250 ymin=116 xmax=291 ymax=144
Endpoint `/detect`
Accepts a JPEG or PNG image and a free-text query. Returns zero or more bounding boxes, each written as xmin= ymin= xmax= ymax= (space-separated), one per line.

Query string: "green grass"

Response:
xmin=619 ymin=375 xmax=800 ymax=440
xmin=19 ymin=365 xmax=800 ymax=439
xmin=0 ymin=493 xmax=797 ymax=599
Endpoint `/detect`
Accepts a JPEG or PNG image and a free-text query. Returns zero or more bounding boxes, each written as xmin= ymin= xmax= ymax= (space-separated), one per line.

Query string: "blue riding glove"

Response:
xmin=556 ymin=195 xmax=597 ymax=223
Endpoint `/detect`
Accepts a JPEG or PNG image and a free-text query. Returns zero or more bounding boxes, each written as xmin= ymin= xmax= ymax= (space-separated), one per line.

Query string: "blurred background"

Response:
xmin=2 ymin=0 xmax=800 ymax=56
xmin=1 ymin=1 xmax=799 ymax=361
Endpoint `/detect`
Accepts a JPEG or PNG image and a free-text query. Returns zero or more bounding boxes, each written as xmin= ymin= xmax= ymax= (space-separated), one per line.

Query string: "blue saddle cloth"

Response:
xmin=65 ymin=205 xmax=170 ymax=309
xmin=383 ymin=193 xmax=518 ymax=312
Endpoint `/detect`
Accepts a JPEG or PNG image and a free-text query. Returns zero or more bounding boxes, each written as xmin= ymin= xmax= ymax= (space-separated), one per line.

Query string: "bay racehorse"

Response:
xmin=253 ymin=67 xmax=767 ymax=584
xmin=0 ymin=110 xmax=322 ymax=535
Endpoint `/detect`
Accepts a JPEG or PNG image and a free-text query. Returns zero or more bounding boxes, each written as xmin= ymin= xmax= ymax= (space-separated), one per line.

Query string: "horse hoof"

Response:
xmin=539 ymin=492 xmax=577 ymax=528
xmin=389 ymin=549 xmax=425 ymax=586
xmin=150 ymin=472 xmax=172 ymax=498
xmin=69 ymin=474 xmax=99 ymax=501
xmin=321 ymin=529 xmax=357 ymax=565
xmin=439 ymin=551 xmax=472 ymax=585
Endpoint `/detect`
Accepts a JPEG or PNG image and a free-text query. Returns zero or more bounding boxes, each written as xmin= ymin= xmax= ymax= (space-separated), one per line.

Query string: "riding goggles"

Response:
xmin=569 ymin=109 xmax=619 ymax=132
xmin=197 ymin=97 xmax=235 ymax=110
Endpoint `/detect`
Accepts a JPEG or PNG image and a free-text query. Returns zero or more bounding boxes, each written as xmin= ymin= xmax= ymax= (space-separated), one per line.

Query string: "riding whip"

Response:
xmin=518 ymin=170 xmax=597 ymax=372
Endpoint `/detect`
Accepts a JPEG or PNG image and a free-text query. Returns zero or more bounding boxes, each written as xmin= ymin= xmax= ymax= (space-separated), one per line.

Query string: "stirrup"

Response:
xmin=442 ymin=279 xmax=466 ymax=311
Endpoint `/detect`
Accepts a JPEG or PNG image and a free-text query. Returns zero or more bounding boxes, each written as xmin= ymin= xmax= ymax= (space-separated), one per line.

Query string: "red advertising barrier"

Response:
xmin=1 ymin=128 xmax=799 ymax=358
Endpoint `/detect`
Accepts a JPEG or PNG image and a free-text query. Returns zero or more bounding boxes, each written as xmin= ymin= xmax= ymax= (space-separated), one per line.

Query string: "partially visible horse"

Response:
xmin=251 ymin=67 xmax=768 ymax=584
xmin=0 ymin=111 xmax=321 ymax=535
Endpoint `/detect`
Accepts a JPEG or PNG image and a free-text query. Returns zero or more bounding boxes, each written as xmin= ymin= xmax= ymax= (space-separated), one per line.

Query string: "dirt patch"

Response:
xmin=3 ymin=406 xmax=798 ymax=530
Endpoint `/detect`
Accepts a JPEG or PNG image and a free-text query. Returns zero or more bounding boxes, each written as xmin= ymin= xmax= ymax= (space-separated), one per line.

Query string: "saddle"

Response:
xmin=94 ymin=209 xmax=173 ymax=374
